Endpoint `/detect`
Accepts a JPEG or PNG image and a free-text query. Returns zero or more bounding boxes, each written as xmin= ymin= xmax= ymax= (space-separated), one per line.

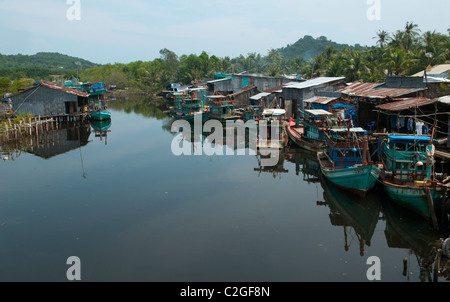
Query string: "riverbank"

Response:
xmin=106 ymin=89 xmax=158 ymax=99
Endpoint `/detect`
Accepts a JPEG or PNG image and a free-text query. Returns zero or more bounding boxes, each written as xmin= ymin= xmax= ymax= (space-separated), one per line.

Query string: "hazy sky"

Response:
xmin=0 ymin=0 xmax=448 ymax=64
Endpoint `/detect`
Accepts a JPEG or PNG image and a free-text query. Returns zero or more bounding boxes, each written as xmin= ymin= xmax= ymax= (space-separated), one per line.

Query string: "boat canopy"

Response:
xmin=263 ymin=109 xmax=286 ymax=116
xmin=305 ymin=109 xmax=333 ymax=116
xmin=387 ymin=134 xmax=433 ymax=143
xmin=330 ymin=127 xmax=367 ymax=134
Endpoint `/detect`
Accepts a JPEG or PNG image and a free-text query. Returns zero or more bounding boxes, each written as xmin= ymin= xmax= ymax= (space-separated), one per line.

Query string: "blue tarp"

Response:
xmin=332 ymin=103 xmax=354 ymax=110
xmin=332 ymin=103 xmax=357 ymax=126
xmin=388 ymin=135 xmax=433 ymax=142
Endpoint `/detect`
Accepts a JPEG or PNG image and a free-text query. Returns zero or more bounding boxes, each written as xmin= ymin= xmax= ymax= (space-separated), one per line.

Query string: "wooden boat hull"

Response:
xmin=287 ymin=124 xmax=325 ymax=153
xmin=318 ymin=152 xmax=381 ymax=197
xmin=174 ymin=112 xmax=210 ymax=122
xmin=90 ymin=110 xmax=111 ymax=121
xmin=380 ymin=180 xmax=444 ymax=219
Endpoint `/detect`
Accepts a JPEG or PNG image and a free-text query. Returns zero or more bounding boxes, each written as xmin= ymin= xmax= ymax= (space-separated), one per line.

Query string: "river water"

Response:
xmin=0 ymin=97 xmax=448 ymax=282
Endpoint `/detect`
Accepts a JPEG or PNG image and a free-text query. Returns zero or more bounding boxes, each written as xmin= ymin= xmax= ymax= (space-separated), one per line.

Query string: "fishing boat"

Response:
xmin=64 ymin=80 xmax=107 ymax=101
xmin=256 ymin=108 xmax=288 ymax=150
xmin=377 ymin=133 xmax=448 ymax=221
xmin=89 ymin=99 xmax=111 ymax=121
xmin=287 ymin=109 xmax=344 ymax=152
xmin=205 ymin=95 xmax=241 ymax=123
xmin=317 ymin=127 xmax=381 ymax=197
xmin=169 ymin=91 xmax=209 ymax=122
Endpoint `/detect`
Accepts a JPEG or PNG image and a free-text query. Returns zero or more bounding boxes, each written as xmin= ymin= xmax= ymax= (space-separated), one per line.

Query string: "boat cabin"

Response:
xmin=325 ymin=128 xmax=368 ymax=168
xmin=381 ymin=134 xmax=434 ymax=182
xmin=206 ymin=95 xmax=236 ymax=120
xmin=300 ymin=109 xmax=335 ymax=142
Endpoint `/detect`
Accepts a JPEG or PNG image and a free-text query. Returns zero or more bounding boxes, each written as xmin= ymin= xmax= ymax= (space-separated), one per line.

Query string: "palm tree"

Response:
xmin=383 ymin=47 xmax=411 ymax=76
xmin=389 ymin=30 xmax=405 ymax=49
xmin=373 ymin=30 xmax=390 ymax=48
xmin=341 ymin=48 xmax=364 ymax=82
xmin=403 ymin=21 xmax=421 ymax=51
xmin=413 ymin=31 xmax=449 ymax=82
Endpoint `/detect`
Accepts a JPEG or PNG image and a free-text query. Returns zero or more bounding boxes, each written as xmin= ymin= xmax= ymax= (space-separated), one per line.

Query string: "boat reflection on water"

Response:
xmin=318 ymin=172 xmax=382 ymax=256
xmin=91 ymin=119 xmax=111 ymax=145
xmin=381 ymin=194 xmax=450 ymax=282
xmin=253 ymin=148 xmax=289 ymax=179
xmin=286 ymin=147 xmax=321 ymax=184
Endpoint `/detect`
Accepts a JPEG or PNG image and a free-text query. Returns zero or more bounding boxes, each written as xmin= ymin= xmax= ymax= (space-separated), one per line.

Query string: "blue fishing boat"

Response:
xmin=317 ymin=127 xmax=381 ymax=197
xmin=377 ymin=134 xmax=447 ymax=221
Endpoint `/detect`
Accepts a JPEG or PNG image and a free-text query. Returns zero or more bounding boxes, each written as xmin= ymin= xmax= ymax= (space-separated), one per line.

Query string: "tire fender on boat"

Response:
xmin=443 ymin=238 xmax=450 ymax=258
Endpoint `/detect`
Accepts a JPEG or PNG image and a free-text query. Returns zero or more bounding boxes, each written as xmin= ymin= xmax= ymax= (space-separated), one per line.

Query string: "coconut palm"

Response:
xmin=373 ymin=30 xmax=390 ymax=48
xmin=403 ymin=21 xmax=421 ymax=51
xmin=383 ymin=47 xmax=411 ymax=76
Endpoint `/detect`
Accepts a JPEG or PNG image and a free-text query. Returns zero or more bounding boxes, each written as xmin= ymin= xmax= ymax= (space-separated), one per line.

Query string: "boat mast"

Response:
xmin=340 ymin=124 xmax=351 ymax=168
xmin=363 ymin=133 xmax=368 ymax=166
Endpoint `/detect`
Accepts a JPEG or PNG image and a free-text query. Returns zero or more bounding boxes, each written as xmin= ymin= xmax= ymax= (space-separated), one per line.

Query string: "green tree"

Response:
xmin=10 ymin=78 xmax=35 ymax=93
xmin=373 ymin=30 xmax=390 ymax=48
xmin=0 ymin=77 xmax=12 ymax=95
xmin=160 ymin=48 xmax=179 ymax=83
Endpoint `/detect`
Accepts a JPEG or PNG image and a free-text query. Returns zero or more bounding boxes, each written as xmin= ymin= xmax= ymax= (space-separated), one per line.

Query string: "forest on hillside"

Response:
xmin=1 ymin=23 xmax=449 ymax=96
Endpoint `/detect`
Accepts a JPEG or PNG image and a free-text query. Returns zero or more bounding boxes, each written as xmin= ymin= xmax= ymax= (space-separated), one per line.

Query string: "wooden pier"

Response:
xmin=435 ymin=149 xmax=450 ymax=162
xmin=0 ymin=113 xmax=89 ymax=143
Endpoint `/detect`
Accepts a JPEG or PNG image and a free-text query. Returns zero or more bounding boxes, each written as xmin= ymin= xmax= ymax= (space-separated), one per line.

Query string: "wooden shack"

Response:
xmin=10 ymin=82 xmax=89 ymax=117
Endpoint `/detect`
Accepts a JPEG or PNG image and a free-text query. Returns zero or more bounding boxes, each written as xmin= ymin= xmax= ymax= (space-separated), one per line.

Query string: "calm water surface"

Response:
xmin=0 ymin=98 xmax=448 ymax=282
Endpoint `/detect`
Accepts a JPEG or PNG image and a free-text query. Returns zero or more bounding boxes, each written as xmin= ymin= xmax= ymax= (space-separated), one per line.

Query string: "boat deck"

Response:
xmin=318 ymin=152 xmax=338 ymax=170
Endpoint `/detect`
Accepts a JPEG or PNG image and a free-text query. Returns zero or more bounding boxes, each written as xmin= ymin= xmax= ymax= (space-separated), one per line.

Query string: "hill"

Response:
xmin=278 ymin=35 xmax=364 ymax=61
xmin=0 ymin=52 xmax=99 ymax=71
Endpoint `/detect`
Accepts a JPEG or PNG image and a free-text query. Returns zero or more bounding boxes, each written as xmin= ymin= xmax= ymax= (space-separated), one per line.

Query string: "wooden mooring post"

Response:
xmin=425 ymin=187 xmax=439 ymax=231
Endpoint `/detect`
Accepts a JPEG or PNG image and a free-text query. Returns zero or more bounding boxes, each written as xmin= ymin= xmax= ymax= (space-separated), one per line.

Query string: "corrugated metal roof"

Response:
xmin=264 ymin=85 xmax=284 ymax=93
xmin=284 ymin=77 xmax=345 ymax=90
xmin=228 ymin=85 xmax=256 ymax=97
xmin=338 ymin=82 xmax=383 ymax=95
xmin=426 ymin=76 xmax=450 ymax=83
xmin=250 ymin=92 xmax=272 ymax=100
xmin=41 ymin=82 xmax=90 ymax=97
xmin=412 ymin=64 xmax=450 ymax=76
xmin=338 ymin=81 xmax=426 ymax=98
xmin=10 ymin=82 xmax=90 ymax=98
xmin=375 ymin=98 xmax=437 ymax=111
xmin=207 ymin=78 xmax=231 ymax=84
xmin=438 ymin=95 xmax=450 ymax=104
xmin=304 ymin=96 xmax=339 ymax=104
xmin=305 ymin=109 xmax=334 ymax=116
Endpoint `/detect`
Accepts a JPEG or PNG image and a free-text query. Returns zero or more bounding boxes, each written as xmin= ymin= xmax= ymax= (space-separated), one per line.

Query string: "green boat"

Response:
xmin=318 ymin=127 xmax=381 ymax=197
xmin=378 ymin=134 xmax=447 ymax=220
xmin=169 ymin=91 xmax=209 ymax=122
xmin=64 ymin=80 xmax=107 ymax=101
xmin=91 ymin=119 xmax=111 ymax=132
xmin=90 ymin=109 xmax=111 ymax=121
xmin=205 ymin=95 xmax=241 ymax=123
